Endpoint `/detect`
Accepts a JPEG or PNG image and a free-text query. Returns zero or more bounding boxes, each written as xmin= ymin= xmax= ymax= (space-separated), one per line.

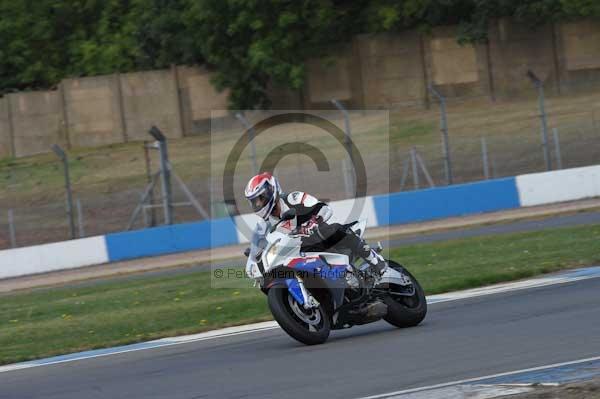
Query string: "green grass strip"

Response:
xmin=1 ymin=224 xmax=600 ymax=365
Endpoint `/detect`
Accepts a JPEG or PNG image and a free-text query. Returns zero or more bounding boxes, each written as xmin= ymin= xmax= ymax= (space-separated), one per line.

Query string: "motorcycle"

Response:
xmin=244 ymin=208 xmax=427 ymax=345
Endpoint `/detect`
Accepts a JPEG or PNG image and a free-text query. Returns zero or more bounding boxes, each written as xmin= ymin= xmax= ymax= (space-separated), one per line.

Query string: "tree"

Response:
xmin=130 ymin=0 xmax=200 ymax=69
xmin=0 ymin=0 xmax=88 ymax=91
xmin=561 ymin=0 xmax=600 ymax=17
xmin=0 ymin=0 xmax=197 ymax=93
xmin=1 ymin=0 xmax=599 ymax=105
xmin=184 ymin=0 xmax=365 ymax=109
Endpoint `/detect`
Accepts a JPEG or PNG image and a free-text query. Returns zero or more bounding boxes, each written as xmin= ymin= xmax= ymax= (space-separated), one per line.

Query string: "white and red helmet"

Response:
xmin=244 ymin=173 xmax=282 ymax=220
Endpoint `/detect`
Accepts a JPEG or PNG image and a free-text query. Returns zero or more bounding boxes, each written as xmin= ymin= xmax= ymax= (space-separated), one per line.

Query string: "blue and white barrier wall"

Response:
xmin=1 ymin=164 xmax=599 ymax=278
xmin=372 ymin=177 xmax=520 ymax=226
xmin=516 ymin=165 xmax=600 ymax=206
xmin=0 ymin=236 xmax=109 ymax=280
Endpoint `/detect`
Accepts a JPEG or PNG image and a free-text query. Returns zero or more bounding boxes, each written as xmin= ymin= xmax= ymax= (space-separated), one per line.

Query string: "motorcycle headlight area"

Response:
xmin=264 ymin=243 xmax=279 ymax=268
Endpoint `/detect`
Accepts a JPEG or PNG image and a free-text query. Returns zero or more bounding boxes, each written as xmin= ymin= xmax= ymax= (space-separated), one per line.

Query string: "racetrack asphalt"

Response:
xmin=383 ymin=209 xmax=600 ymax=247
xmin=1 ymin=276 xmax=599 ymax=399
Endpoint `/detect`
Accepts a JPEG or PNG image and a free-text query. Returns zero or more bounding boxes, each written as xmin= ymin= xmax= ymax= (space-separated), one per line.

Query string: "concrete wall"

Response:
xmin=8 ymin=91 xmax=65 ymax=157
xmin=488 ymin=19 xmax=560 ymax=96
xmin=555 ymin=19 xmax=600 ymax=91
xmin=424 ymin=26 xmax=493 ymax=99
xmin=120 ymin=68 xmax=183 ymax=140
xmin=355 ymin=31 xmax=427 ymax=107
xmin=0 ymin=66 xmax=231 ymax=158
xmin=62 ymin=75 xmax=125 ymax=148
xmin=176 ymin=65 xmax=229 ymax=135
xmin=301 ymin=19 xmax=600 ymax=108
xmin=267 ymin=81 xmax=303 ymax=110
xmin=305 ymin=46 xmax=355 ymax=107
xmin=0 ymin=97 xmax=13 ymax=157
xmin=2 ymin=19 xmax=600 ymax=158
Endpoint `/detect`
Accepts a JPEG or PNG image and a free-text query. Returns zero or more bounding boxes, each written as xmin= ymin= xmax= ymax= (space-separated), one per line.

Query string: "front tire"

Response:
xmin=383 ymin=261 xmax=427 ymax=328
xmin=268 ymin=287 xmax=331 ymax=345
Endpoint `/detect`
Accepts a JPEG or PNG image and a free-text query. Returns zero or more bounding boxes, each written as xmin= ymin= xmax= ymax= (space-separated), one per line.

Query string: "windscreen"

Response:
xmin=249 ymin=222 xmax=268 ymax=260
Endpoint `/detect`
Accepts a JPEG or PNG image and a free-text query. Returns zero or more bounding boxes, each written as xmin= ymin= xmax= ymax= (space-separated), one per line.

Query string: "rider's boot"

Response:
xmin=357 ymin=242 xmax=388 ymax=276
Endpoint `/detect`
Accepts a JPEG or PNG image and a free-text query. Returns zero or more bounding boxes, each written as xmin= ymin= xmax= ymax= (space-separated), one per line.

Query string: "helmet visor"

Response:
xmin=249 ymin=184 xmax=274 ymax=212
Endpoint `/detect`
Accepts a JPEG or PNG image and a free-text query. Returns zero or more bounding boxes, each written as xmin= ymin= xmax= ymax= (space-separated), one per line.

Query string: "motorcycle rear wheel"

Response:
xmin=383 ymin=261 xmax=427 ymax=328
xmin=268 ymin=287 xmax=331 ymax=345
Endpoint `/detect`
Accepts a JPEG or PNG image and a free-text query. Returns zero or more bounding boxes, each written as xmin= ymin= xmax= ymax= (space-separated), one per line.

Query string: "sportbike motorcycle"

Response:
xmin=244 ymin=209 xmax=427 ymax=345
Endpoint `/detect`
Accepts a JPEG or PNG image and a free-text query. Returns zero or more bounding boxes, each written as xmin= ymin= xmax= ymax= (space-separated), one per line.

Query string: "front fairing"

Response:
xmin=245 ymin=222 xmax=268 ymax=279
xmin=247 ymin=221 xmax=359 ymax=313
xmin=261 ymin=231 xmax=302 ymax=273
xmin=245 ymin=223 xmax=303 ymax=278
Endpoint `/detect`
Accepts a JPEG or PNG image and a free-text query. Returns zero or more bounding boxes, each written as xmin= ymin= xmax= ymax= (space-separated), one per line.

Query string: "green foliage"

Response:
xmin=131 ymin=0 xmax=199 ymax=68
xmin=183 ymin=0 xmax=364 ymax=108
xmin=0 ymin=0 xmax=599 ymax=106
xmin=561 ymin=0 xmax=600 ymax=16
xmin=0 ymin=0 xmax=197 ymax=92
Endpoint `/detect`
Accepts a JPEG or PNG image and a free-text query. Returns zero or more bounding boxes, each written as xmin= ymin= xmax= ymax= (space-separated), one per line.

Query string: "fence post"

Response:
xmin=552 ymin=128 xmax=563 ymax=169
xmin=8 ymin=209 xmax=16 ymax=248
xmin=428 ymin=86 xmax=453 ymax=185
xmin=115 ymin=72 xmax=129 ymax=142
xmin=76 ymin=199 xmax=85 ymax=238
xmin=149 ymin=126 xmax=173 ymax=225
xmin=331 ymin=99 xmax=355 ymax=196
xmin=143 ymin=141 xmax=158 ymax=227
xmin=58 ymin=82 xmax=72 ymax=149
xmin=527 ymin=70 xmax=552 ymax=171
xmin=52 ymin=144 xmax=76 ymax=239
xmin=142 ymin=205 xmax=150 ymax=227
xmin=5 ymin=94 xmax=17 ymax=157
xmin=399 ymin=156 xmax=410 ymax=192
xmin=170 ymin=168 xmax=210 ymax=219
xmin=415 ymin=151 xmax=435 ymax=188
xmin=410 ymin=147 xmax=420 ymax=189
xmin=481 ymin=137 xmax=490 ymax=179
xmin=342 ymin=158 xmax=353 ymax=198
xmin=235 ymin=112 xmax=259 ymax=176
xmin=171 ymin=64 xmax=185 ymax=138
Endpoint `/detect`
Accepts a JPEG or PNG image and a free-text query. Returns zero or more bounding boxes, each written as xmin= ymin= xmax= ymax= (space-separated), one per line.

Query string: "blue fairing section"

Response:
xmin=317 ymin=266 xmax=347 ymax=281
xmin=290 ymin=258 xmax=346 ymax=281
xmin=286 ymin=258 xmax=348 ymax=310
xmin=286 ymin=279 xmax=304 ymax=305
xmin=289 ymin=258 xmax=326 ymax=274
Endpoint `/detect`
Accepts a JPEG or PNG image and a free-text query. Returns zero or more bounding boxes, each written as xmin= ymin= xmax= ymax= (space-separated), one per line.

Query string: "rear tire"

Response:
xmin=268 ymin=287 xmax=330 ymax=345
xmin=383 ymin=261 xmax=427 ymax=328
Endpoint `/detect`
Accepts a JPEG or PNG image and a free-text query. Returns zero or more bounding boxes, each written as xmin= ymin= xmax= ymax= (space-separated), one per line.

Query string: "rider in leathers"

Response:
xmin=244 ymin=173 xmax=387 ymax=274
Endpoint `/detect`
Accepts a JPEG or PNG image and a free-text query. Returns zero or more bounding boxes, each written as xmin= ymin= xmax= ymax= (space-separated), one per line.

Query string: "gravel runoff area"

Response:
xmin=1 ymin=197 xmax=600 ymax=293
xmin=500 ymin=378 xmax=600 ymax=398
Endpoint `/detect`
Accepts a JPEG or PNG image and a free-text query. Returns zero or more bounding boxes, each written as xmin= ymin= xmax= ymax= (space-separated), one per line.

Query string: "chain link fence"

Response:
xmin=1 ymin=79 xmax=600 ymax=250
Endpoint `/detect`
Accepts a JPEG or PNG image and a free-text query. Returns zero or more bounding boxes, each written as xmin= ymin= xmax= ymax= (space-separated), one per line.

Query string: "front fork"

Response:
xmin=286 ymin=276 xmax=320 ymax=309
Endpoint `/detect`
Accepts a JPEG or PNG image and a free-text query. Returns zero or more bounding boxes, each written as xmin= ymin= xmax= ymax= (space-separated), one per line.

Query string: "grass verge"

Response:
xmin=1 ymin=223 xmax=600 ymax=365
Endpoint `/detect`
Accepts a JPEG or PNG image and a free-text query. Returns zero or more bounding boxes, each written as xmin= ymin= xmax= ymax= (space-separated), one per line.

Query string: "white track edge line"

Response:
xmin=0 ymin=324 xmax=279 ymax=373
xmin=355 ymin=354 xmax=600 ymax=399
xmin=427 ymin=273 xmax=600 ymax=303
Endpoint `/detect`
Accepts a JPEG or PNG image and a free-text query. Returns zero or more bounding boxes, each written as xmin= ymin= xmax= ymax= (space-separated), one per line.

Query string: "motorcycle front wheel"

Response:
xmin=383 ymin=261 xmax=427 ymax=328
xmin=268 ymin=287 xmax=331 ymax=345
